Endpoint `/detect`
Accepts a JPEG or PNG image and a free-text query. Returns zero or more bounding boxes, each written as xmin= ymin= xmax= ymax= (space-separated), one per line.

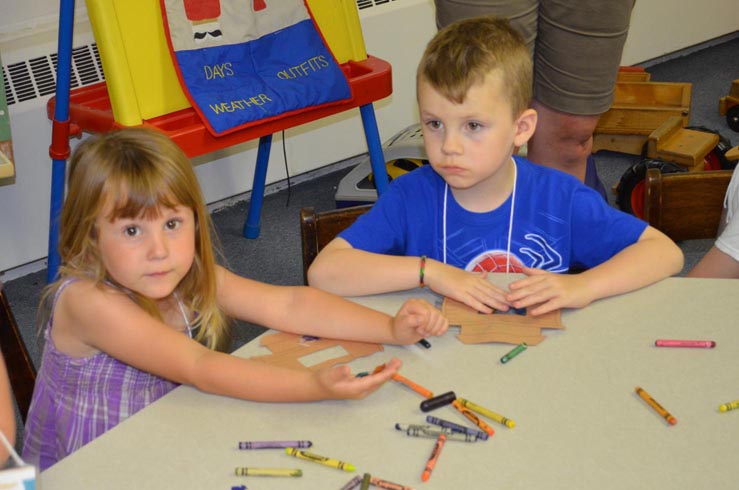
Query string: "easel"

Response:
xmin=47 ymin=0 xmax=392 ymax=282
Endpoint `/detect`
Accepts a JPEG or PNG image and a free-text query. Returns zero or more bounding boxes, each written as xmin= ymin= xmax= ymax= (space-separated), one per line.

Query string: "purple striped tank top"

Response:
xmin=22 ymin=279 xmax=180 ymax=470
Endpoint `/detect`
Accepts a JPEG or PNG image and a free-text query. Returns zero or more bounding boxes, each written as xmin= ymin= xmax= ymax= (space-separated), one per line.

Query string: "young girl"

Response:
xmin=22 ymin=128 xmax=448 ymax=470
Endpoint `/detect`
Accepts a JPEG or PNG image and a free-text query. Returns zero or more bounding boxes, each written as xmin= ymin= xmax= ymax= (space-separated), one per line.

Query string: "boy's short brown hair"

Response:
xmin=417 ymin=16 xmax=532 ymax=117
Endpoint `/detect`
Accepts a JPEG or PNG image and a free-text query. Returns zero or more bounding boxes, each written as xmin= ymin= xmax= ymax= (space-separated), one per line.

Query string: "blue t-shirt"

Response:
xmin=340 ymin=156 xmax=647 ymax=272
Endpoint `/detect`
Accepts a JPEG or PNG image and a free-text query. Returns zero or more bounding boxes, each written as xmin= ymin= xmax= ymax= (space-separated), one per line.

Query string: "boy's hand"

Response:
xmin=427 ymin=260 xmax=511 ymax=313
xmin=392 ymin=299 xmax=449 ymax=344
xmin=315 ymin=357 xmax=402 ymax=400
xmin=507 ymin=266 xmax=594 ymax=315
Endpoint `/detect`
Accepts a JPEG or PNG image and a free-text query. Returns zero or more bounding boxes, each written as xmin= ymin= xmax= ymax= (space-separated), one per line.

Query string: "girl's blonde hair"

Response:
xmin=417 ymin=15 xmax=533 ymax=118
xmin=40 ymin=128 xmax=230 ymax=351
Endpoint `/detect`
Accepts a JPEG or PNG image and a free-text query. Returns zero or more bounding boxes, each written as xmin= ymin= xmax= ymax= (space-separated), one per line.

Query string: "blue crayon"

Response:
xmin=425 ymin=415 xmax=489 ymax=440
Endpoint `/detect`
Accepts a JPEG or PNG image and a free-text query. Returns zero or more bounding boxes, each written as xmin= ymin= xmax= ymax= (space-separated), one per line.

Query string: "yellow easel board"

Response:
xmin=85 ymin=0 xmax=367 ymax=127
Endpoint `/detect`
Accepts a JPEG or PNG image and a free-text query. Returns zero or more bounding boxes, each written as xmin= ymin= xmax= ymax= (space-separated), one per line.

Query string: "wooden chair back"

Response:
xmin=299 ymin=204 xmax=372 ymax=284
xmin=0 ymin=286 xmax=36 ymax=422
xmin=644 ymin=168 xmax=733 ymax=241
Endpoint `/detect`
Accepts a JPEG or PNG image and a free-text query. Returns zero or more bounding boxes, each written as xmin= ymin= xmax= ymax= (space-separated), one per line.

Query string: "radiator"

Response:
xmin=0 ymin=0 xmax=436 ymax=277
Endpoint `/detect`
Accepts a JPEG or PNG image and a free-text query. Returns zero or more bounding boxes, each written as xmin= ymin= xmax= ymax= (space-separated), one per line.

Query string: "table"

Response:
xmin=39 ymin=277 xmax=739 ymax=489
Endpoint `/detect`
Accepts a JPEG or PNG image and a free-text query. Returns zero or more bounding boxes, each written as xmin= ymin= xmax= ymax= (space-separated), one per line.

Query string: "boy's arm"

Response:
xmin=508 ymin=226 xmax=683 ymax=315
xmin=309 ymin=238 xmax=512 ymax=313
xmin=308 ymin=237 xmax=423 ymax=295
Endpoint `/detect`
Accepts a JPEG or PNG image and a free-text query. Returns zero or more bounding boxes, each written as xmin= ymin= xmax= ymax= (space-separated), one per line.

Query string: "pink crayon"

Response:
xmin=654 ymin=339 xmax=716 ymax=348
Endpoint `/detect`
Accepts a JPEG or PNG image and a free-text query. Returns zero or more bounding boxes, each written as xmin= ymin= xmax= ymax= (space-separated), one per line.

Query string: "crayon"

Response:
xmin=417 ymin=338 xmax=432 ymax=348
xmin=340 ymin=475 xmax=363 ymax=490
xmin=425 ymin=415 xmax=489 ymax=440
xmin=500 ymin=342 xmax=527 ymax=364
xmin=360 ymin=473 xmax=372 ymax=490
xmin=372 ymin=363 xmax=387 ymax=375
xmin=392 ymin=373 xmax=434 ymax=398
xmin=421 ymin=433 xmax=446 ymax=482
xmin=395 ymin=423 xmax=479 ymax=442
xmin=234 ymin=467 xmax=302 ymax=477
xmin=719 ymin=400 xmax=739 ymax=412
xmin=452 ymin=400 xmax=495 ymax=436
xmin=420 ymin=391 xmax=456 ymax=412
xmin=456 ymin=398 xmax=515 ymax=428
xmin=635 ymin=386 xmax=677 ymax=425
xmin=285 ymin=448 xmax=356 ymax=471
xmin=370 ymin=476 xmax=415 ymax=490
xmin=654 ymin=339 xmax=716 ymax=348
xmin=238 ymin=440 xmax=312 ymax=450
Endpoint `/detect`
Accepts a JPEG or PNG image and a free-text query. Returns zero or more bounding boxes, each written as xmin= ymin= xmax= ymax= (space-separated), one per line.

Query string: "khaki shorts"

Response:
xmin=433 ymin=0 xmax=635 ymax=115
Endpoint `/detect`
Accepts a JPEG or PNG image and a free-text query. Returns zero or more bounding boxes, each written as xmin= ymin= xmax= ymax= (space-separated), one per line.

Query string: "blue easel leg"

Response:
xmin=243 ymin=134 xmax=272 ymax=238
xmin=47 ymin=0 xmax=76 ymax=283
xmin=359 ymin=103 xmax=388 ymax=196
xmin=47 ymin=160 xmax=66 ymax=282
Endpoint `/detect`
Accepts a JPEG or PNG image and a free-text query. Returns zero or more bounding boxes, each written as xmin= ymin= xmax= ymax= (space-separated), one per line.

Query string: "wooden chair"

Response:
xmin=643 ymin=167 xmax=734 ymax=242
xmin=299 ymin=204 xmax=372 ymax=284
xmin=0 ymin=286 xmax=36 ymax=422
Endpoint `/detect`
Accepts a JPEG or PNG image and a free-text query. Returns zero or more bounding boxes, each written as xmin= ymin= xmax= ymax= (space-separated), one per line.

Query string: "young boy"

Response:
xmin=308 ymin=16 xmax=683 ymax=316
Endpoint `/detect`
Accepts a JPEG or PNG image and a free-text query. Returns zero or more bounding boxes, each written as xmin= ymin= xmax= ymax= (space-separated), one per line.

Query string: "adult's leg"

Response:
xmin=527 ymin=101 xmax=599 ymax=181
xmin=532 ymin=0 xmax=634 ymax=186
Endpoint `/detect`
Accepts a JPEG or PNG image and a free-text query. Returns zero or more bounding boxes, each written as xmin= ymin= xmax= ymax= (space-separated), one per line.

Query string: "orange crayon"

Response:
xmin=636 ymin=386 xmax=677 ymax=425
xmin=452 ymin=400 xmax=495 ymax=436
xmin=421 ymin=433 xmax=446 ymax=482
xmin=392 ymin=373 xmax=434 ymax=399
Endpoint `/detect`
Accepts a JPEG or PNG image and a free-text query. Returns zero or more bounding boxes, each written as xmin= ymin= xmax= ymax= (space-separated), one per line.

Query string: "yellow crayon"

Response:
xmin=285 ymin=448 xmax=356 ymax=472
xmin=457 ymin=397 xmax=516 ymax=428
xmin=719 ymin=400 xmax=739 ymax=412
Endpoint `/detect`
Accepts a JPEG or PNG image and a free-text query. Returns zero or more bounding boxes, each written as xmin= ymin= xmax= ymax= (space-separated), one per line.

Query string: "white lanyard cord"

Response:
xmin=442 ymin=158 xmax=517 ymax=281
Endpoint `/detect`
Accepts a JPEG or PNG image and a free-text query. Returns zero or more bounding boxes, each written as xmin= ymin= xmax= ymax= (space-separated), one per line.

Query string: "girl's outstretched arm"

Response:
xmin=216 ymin=267 xmax=447 ymax=345
xmin=52 ymin=280 xmax=402 ymax=402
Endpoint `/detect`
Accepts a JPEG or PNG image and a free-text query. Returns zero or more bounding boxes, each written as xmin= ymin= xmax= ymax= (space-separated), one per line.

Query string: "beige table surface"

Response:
xmin=39 ymin=277 xmax=739 ymax=489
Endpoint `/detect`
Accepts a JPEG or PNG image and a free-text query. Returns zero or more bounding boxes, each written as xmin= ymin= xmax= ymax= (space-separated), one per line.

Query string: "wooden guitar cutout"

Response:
xmin=442 ymin=297 xmax=564 ymax=346
xmin=250 ymin=332 xmax=383 ymax=371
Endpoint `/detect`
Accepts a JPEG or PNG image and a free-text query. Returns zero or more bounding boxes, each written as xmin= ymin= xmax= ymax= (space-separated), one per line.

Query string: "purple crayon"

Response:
xmin=238 ymin=440 xmax=312 ymax=450
xmin=340 ymin=475 xmax=362 ymax=490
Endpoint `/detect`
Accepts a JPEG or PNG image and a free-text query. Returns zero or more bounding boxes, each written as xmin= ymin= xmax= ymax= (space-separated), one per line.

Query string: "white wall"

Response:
xmin=0 ymin=0 xmax=737 ymax=277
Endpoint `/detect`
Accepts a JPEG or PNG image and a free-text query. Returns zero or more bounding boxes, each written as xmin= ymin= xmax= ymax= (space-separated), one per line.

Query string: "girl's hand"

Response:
xmin=507 ymin=266 xmax=594 ymax=315
xmin=315 ymin=358 xmax=402 ymax=400
xmin=426 ymin=260 xmax=511 ymax=313
xmin=392 ymin=299 xmax=449 ymax=344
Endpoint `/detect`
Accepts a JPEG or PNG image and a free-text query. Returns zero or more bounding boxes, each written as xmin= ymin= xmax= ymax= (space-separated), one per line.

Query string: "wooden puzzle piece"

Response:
xmin=250 ymin=332 xmax=383 ymax=371
xmin=442 ymin=297 xmax=563 ymax=345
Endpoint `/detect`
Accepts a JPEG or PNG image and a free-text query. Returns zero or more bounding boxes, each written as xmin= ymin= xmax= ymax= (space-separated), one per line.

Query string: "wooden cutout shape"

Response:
xmin=250 ymin=332 xmax=383 ymax=371
xmin=442 ymin=297 xmax=564 ymax=345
